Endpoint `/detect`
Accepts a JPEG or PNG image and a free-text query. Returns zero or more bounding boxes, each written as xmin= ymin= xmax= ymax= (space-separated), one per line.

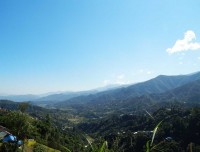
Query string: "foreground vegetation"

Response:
xmin=1 ymin=100 xmax=200 ymax=152
xmin=0 ymin=108 xmax=86 ymax=151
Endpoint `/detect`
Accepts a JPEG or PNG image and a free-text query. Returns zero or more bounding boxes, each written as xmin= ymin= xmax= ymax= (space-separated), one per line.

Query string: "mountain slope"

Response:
xmin=0 ymin=94 xmax=39 ymax=102
xmin=33 ymin=90 xmax=97 ymax=103
xmin=160 ymin=78 xmax=200 ymax=103
xmin=31 ymin=85 xmax=126 ymax=106
xmin=55 ymin=71 xmax=200 ymax=107
xmin=55 ymin=78 xmax=200 ymax=119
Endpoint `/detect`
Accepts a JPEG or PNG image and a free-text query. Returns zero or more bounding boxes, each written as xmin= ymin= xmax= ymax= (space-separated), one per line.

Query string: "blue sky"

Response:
xmin=1 ymin=0 xmax=200 ymax=94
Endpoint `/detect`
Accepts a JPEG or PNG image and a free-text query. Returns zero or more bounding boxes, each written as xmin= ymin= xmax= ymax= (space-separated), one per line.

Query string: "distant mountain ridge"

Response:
xmin=33 ymin=90 xmax=98 ymax=104
xmin=1 ymin=71 xmax=200 ymax=106
xmin=1 ymin=71 xmax=200 ymax=119
xmin=33 ymin=84 xmax=127 ymax=104
xmin=53 ymin=73 xmax=200 ymax=116
xmin=0 ymin=94 xmax=39 ymax=102
xmin=0 ymin=84 xmax=125 ymax=103
xmin=55 ymin=71 xmax=200 ymax=107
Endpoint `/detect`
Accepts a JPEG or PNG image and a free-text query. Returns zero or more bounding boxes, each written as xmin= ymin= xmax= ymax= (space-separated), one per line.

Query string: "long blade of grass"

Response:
xmin=65 ymin=147 xmax=72 ymax=152
xmin=146 ymin=140 xmax=150 ymax=152
xmin=83 ymin=134 xmax=94 ymax=151
xmin=86 ymin=137 xmax=94 ymax=151
xmin=144 ymin=109 xmax=155 ymax=120
xmin=151 ymin=120 xmax=163 ymax=146
xmin=99 ymin=141 xmax=107 ymax=152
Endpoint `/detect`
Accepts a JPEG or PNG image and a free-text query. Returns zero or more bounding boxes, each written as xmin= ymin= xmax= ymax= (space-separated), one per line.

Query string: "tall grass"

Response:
xmin=151 ymin=120 xmax=163 ymax=146
xmin=144 ymin=109 xmax=155 ymax=120
xmin=99 ymin=141 xmax=108 ymax=152
xmin=146 ymin=120 xmax=163 ymax=152
xmin=84 ymin=134 xmax=108 ymax=152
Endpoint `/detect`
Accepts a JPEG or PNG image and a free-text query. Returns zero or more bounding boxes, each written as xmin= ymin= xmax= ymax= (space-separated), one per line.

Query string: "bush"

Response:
xmin=0 ymin=142 xmax=18 ymax=152
xmin=33 ymin=143 xmax=46 ymax=152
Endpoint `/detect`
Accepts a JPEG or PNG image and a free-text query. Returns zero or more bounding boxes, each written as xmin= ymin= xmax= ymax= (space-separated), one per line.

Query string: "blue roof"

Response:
xmin=3 ymin=134 xmax=17 ymax=142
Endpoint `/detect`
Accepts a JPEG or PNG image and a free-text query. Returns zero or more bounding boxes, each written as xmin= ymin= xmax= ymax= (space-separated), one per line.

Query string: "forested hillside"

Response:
xmin=1 ymin=101 xmax=200 ymax=152
xmin=0 ymin=107 xmax=86 ymax=151
xmin=79 ymin=106 xmax=200 ymax=151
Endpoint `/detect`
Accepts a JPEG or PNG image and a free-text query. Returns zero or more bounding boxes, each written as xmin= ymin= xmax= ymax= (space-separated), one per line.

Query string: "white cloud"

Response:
xmin=147 ymin=71 xmax=152 ymax=75
xmin=103 ymin=74 xmax=130 ymax=86
xmin=117 ymin=74 xmax=125 ymax=80
xmin=103 ymin=80 xmax=111 ymax=86
xmin=116 ymin=74 xmax=130 ymax=85
xmin=166 ymin=30 xmax=200 ymax=54
xmin=116 ymin=80 xmax=130 ymax=85
xmin=198 ymin=57 xmax=200 ymax=60
xmin=138 ymin=69 xmax=153 ymax=75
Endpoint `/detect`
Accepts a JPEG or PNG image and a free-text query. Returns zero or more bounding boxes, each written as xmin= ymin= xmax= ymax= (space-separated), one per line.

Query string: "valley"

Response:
xmin=1 ymin=72 xmax=200 ymax=151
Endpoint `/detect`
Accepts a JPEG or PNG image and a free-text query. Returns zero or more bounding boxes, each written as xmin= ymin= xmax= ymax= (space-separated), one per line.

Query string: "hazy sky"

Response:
xmin=1 ymin=0 xmax=200 ymax=94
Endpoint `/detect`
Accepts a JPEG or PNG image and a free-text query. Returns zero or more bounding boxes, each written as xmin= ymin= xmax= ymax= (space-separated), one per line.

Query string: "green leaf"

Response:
xmin=151 ymin=120 xmax=163 ymax=146
xmin=65 ymin=147 xmax=72 ymax=152
xmin=146 ymin=140 xmax=150 ymax=152
xmin=144 ymin=109 xmax=155 ymax=120
xmin=83 ymin=134 xmax=94 ymax=151
xmin=99 ymin=141 xmax=107 ymax=152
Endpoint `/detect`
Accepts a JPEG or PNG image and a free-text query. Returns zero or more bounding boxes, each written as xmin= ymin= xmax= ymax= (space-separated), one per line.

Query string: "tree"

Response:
xmin=18 ymin=102 xmax=29 ymax=113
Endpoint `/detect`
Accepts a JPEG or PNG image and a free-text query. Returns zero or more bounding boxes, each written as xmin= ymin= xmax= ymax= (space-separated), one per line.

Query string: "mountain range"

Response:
xmin=1 ymin=71 xmax=200 ymax=110
xmin=0 ymin=84 xmax=123 ymax=103
xmin=54 ymin=71 xmax=200 ymax=108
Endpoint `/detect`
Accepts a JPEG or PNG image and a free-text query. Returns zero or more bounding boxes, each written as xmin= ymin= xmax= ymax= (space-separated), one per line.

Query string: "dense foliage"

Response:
xmin=1 ymin=101 xmax=200 ymax=152
xmin=78 ymin=106 xmax=200 ymax=151
xmin=0 ymin=109 xmax=86 ymax=152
